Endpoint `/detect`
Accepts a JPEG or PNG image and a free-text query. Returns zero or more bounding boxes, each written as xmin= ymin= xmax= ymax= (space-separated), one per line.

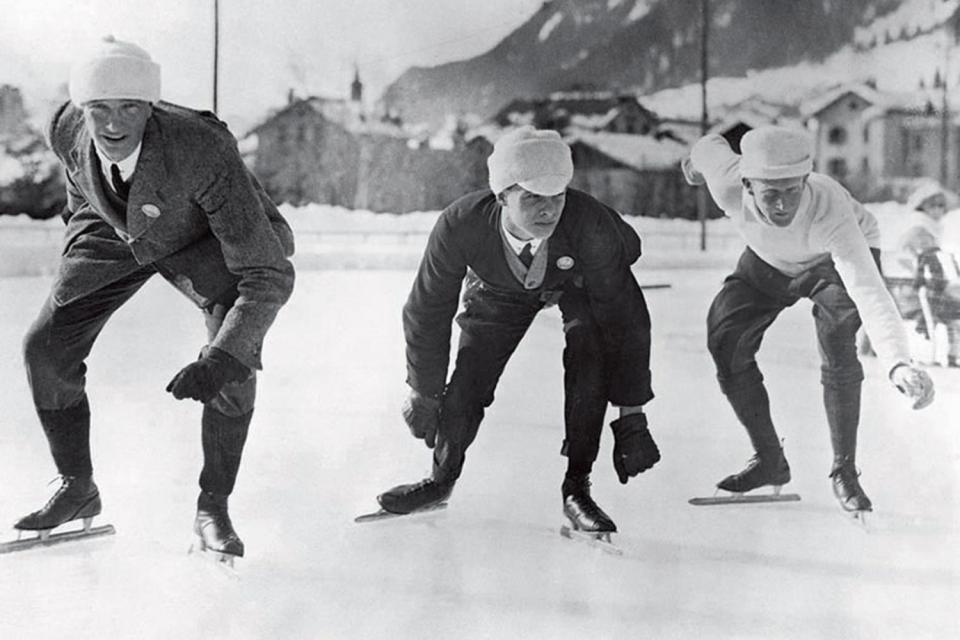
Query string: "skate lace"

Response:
xmin=41 ymin=476 xmax=73 ymax=511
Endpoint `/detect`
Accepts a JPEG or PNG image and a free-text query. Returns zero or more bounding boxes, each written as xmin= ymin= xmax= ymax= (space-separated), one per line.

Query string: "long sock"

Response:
xmin=824 ymin=381 xmax=861 ymax=470
xmin=724 ymin=381 xmax=781 ymax=458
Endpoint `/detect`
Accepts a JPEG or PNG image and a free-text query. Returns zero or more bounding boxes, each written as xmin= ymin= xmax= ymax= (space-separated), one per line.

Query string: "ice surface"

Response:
xmin=0 ymin=265 xmax=957 ymax=640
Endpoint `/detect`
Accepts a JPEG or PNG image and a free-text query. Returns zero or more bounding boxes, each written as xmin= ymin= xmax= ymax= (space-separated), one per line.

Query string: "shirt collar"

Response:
xmin=94 ymin=142 xmax=142 ymax=182
xmin=499 ymin=212 xmax=544 ymax=255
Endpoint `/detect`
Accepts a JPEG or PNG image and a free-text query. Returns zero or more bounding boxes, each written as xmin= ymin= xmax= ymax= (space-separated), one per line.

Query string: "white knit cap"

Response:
xmin=739 ymin=126 xmax=813 ymax=180
xmin=487 ymin=126 xmax=573 ymax=196
xmin=69 ymin=35 xmax=161 ymax=105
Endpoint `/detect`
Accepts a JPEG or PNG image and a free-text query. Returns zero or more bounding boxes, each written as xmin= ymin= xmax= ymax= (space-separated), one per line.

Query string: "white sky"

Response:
xmin=0 ymin=0 xmax=543 ymax=129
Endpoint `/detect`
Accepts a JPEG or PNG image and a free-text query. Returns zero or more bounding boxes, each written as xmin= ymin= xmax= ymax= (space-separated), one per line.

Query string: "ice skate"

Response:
xmin=1 ymin=476 xmax=115 ymax=554
xmin=830 ymin=461 xmax=872 ymax=526
xmin=690 ymin=451 xmax=800 ymax=505
xmin=189 ymin=492 xmax=244 ymax=567
xmin=355 ymin=478 xmax=453 ymax=523
xmin=558 ymin=476 xmax=621 ymax=555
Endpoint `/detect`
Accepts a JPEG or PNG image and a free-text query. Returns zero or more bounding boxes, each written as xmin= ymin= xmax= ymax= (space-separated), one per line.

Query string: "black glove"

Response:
xmin=166 ymin=346 xmax=251 ymax=403
xmin=402 ymin=389 xmax=441 ymax=448
xmin=610 ymin=413 xmax=660 ymax=484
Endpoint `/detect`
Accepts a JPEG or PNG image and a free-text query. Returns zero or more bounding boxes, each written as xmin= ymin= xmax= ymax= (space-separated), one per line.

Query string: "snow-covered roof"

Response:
xmin=249 ymin=95 xmax=409 ymax=139
xmin=801 ymin=82 xmax=937 ymax=117
xmin=568 ymin=131 xmax=687 ymax=171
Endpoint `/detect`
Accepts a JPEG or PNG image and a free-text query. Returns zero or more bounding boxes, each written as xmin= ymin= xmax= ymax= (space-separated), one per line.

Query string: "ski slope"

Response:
xmin=0 ymin=265 xmax=956 ymax=640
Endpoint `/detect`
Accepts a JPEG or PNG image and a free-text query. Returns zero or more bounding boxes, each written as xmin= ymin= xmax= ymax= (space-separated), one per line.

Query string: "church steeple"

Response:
xmin=351 ymin=66 xmax=363 ymax=103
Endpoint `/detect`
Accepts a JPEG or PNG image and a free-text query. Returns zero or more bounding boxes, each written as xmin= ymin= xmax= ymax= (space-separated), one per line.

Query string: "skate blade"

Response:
xmin=354 ymin=502 xmax=448 ymax=524
xmin=559 ymin=525 xmax=623 ymax=556
xmin=842 ymin=508 xmax=873 ymax=532
xmin=188 ymin=538 xmax=241 ymax=577
xmin=689 ymin=489 xmax=801 ymax=506
xmin=0 ymin=519 xmax=116 ymax=555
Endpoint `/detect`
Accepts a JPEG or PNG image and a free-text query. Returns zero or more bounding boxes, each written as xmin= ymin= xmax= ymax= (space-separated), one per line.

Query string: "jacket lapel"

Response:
xmin=125 ymin=117 xmax=169 ymax=240
xmin=69 ymin=130 xmax=128 ymax=231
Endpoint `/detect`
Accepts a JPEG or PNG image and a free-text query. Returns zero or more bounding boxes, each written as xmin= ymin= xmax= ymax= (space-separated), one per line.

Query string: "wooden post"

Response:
xmin=698 ymin=0 xmax=710 ymax=251
xmin=213 ymin=0 xmax=220 ymax=114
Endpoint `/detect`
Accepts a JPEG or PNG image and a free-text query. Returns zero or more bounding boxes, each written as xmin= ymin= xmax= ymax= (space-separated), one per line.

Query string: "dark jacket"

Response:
xmin=403 ymin=188 xmax=650 ymax=405
xmin=46 ymin=100 xmax=295 ymax=369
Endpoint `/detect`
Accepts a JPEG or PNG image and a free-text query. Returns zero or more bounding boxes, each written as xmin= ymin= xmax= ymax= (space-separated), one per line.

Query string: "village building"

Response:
xmin=566 ymin=131 xmax=711 ymax=220
xmin=245 ymin=72 xmax=491 ymax=213
xmin=802 ymin=82 xmax=957 ymax=198
xmin=493 ymin=90 xmax=659 ymax=135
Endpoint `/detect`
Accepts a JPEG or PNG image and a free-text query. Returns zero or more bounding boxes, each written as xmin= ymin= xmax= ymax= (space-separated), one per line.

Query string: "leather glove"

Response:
xmin=166 ymin=346 xmax=251 ymax=403
xmin=402 ymin=389 xmax=441 ymax=448
xmin=610 ymin=412 xmax=661 ymax=484
xmin=890 ymin=363 xmax=935 ymax=410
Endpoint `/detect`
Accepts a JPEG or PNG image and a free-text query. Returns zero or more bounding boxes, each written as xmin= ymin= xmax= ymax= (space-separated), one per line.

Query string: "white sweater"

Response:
xmin=690 ymin=133 xmax=910 ymax=374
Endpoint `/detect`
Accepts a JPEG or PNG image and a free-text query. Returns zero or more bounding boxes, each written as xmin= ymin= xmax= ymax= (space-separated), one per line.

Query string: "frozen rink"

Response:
xmin=0 ymin=265 xmax=957 ymax=640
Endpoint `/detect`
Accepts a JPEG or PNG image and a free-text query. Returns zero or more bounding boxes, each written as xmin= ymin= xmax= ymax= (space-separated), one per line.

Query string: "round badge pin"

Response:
xmin=557 ymin=256 xmax=575 ymax=270
xmin=142 ymin=204 xmax=161 ymax=218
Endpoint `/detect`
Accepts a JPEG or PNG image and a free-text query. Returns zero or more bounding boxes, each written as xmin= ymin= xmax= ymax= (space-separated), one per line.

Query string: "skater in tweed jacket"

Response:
xmin=14 ymin=36 xmax=295 ymax=560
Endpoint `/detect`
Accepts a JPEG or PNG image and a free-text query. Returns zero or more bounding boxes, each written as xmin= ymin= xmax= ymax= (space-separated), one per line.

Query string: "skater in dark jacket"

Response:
xmin=683 ymin=126 xmax=934 ymax=516
xmin=376 ymin=127 xmax=660 ymax=535
xmin=14 ymin=36 xmax=295 ymax=560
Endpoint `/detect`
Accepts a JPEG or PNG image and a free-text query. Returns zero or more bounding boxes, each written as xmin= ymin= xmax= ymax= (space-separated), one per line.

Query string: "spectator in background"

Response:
xmin=891 ymin=182 xmax=960 ymax=367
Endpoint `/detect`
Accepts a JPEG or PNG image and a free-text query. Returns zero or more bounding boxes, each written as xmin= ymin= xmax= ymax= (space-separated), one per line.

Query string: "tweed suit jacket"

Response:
xmin=403 ymin=188 xmax=651 ymax=406
xmin=46 ymin=100 xmax=296 ymax=370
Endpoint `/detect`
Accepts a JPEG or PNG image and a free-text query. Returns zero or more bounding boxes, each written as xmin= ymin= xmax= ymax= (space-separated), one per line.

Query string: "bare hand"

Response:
xmin=890 ymin=364 xmax=935 ymax=410
xmin=681 ymin=157 xmax=705 ymax=186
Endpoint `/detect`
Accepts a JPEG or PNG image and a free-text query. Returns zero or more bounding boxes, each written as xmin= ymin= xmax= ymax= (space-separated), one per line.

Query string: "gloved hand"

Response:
xmin=402 ymin=389 xmax=442 ymax=448
xmin=610 ymin=413 xmax=661 ymax=484
xmin=166 ymin=346 xmax=251 ymax=403
xmin=890 ymin=363 xmax=935 ymax=410
xmin=681 ymin=157 xmax=705 ymax=186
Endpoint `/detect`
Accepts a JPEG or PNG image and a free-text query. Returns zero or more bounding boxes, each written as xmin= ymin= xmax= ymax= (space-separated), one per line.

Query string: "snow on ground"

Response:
xmin=0 ymin=255 xmax=956 ymax=639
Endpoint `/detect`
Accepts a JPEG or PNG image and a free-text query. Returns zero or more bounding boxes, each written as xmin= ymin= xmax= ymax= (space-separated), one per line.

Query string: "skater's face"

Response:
xmin=498 ymin=185 xmax=566 ymax=240
xmin=743 ymin=175 xmax=807 ymax=227
xmin=919 ymin=194 xmax=948 ymax=220
xmin=82 ymin=99 xmax=152 ymax=163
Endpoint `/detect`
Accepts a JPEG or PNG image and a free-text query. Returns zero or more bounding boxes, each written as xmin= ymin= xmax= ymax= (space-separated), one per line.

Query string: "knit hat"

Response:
xmin=69 ymin=35 xmax=161 ymax=105
xmin=739 ymin=126 xmax=813 ymax=180
xmin=487 ymin=126 xmax=573 ymax=196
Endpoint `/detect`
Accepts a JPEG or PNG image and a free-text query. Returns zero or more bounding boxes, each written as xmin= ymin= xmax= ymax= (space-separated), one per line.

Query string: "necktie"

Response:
xmin=110 ymin=163 xmax=130 ymax=200
xmin=519 ymin=243 xmax=534 ymax=268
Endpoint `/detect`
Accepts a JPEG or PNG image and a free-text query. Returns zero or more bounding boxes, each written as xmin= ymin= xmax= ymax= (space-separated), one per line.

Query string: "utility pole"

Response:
xmin=698 ymin=0 xmax=709 ymax=251
xmin=213 ymin=0 xmax=220 ymax=114
xmin=941 ymin=69 xmax=949 ymax=188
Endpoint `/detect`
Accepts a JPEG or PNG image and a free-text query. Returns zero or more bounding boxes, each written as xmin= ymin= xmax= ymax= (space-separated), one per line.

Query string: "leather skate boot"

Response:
xmin=194 ymin=491 xmax=244 ymax=557
xmin=14 ymin=475 xmax=101 ymax=531
xmin=378 ymin=477 xmax=455 ymax=515
xmin=561 ymin=475 xmax=616 ymax=533
xmin=717 ymin=448 xmax=791 ymax=494
xmin=830 ymin=457 xmax=872 ymax=513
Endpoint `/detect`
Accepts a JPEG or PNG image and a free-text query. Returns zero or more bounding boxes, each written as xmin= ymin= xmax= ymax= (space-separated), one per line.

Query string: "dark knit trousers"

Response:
xmin=23 ymin=268 xmax=255 ymax=494
xmin=432 ymin=287 xmax=610 ymax=483
xmin=707 ymin=248 xmax=869 ymax=465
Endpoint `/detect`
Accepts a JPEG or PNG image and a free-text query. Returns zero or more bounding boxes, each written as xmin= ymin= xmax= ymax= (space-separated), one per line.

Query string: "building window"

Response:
xmin=827 ymin=157 xmax=848 ymax=178
xmin=861 ymin=157 xmax=869 ymax=173
xmin=828 ymin=126 xmax=847 ymax=144
xmin=863 ymin=126 xmax=869 ymax=143
xmin=914 ymin=134 xmax=924 ymax=151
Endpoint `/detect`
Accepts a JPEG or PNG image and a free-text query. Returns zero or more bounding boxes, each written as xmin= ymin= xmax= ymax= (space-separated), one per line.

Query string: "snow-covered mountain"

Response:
xmin=380 ymin=0 xmax=958 ymax=127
